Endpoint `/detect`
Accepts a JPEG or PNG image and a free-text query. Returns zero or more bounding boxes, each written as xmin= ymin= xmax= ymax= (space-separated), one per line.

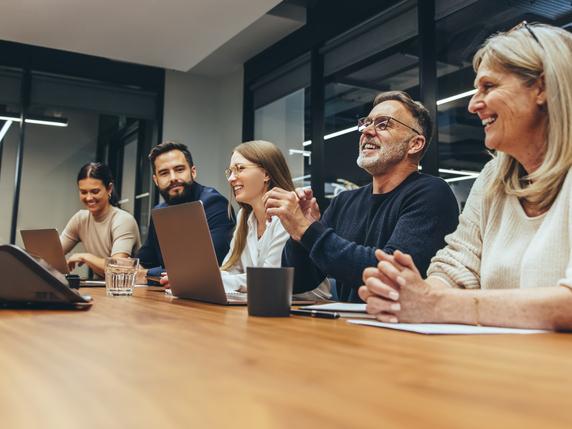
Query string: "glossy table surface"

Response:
xmin=1 ymin=287 xmax=571 ymax=429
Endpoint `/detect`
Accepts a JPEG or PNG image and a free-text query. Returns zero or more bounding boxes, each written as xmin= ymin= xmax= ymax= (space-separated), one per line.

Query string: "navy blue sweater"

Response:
xmin=282 ymin=172 xmax=459 ymax=302
xmin=137 ymin=182 xmax=235 ymax=278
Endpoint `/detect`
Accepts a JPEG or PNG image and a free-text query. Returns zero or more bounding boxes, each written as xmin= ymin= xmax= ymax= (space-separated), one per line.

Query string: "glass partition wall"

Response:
xmin=0 ymin=67 xmax=22 ymax=244
xmin=0 ymin=47 xmax=163 ymax=246
xmin=252 ymin=54 xmax=311 ymax=189
xmin=245 ymin=0 xmax=572 ymax=208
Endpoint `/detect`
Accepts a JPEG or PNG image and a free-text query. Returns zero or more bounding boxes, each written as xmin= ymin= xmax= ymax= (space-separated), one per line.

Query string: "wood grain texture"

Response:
xmin=1 ymin=287 xmax=571 ymax=429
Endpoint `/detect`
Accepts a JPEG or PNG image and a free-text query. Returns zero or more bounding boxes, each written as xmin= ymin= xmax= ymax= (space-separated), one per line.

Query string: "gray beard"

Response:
xmin=356 ymin=138 xmax=410 ymax=175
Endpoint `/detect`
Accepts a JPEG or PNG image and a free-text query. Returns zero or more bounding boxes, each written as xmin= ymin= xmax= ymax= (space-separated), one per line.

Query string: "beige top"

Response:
xmin=427 ymin=159 xmax=572 ymax=290
xmin=60 ymin=206 xmax=141 ymax=258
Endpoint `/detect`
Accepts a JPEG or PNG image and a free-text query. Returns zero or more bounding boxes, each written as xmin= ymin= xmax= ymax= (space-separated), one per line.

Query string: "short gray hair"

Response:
xmin=373 ymin=90 xmax=433 ymax=158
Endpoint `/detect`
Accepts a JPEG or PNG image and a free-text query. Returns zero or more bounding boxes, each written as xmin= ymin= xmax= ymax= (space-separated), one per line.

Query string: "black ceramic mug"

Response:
xmin=246 ymin=267 xmax=294 ymax=317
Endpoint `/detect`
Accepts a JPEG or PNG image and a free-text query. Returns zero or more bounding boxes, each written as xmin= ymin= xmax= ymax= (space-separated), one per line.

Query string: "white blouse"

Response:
xmin=220 ymin=210 xmax=288 ymax=292
xmin=220 ymin=209 xmax=330 ymax=300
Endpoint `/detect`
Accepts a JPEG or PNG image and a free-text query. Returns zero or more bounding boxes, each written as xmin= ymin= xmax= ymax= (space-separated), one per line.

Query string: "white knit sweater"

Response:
xmin=427 ymin=159 xmax=572 ymax=290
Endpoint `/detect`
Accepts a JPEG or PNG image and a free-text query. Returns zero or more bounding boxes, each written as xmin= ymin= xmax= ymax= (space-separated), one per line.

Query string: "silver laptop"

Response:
xmin=152 ymin=201 xmax=247 ymax=305
xmin=20 ymin=229 xmax=70 ymax=274
xmin=20 ymin=228 xmax=105 ymax=286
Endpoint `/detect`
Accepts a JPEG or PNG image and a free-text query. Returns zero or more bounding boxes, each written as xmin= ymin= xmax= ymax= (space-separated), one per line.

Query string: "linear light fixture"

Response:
xmin=437 ymin=167 xmax=480 ymax=176
xmin=0 ymin=120 xmax=12 ymax=142
xmin=437 ymin=89 xmax=477 ymax=106
xmin=444 ymin=174 xmax=479 ymax=183
xmin=420 ymin=165 xmax=480 ymax=178
xmin=302 ymin=125 xmax=359 ymax=147
xmin=289 ymin=149 xmax=311 ymax=157
xmin=0 ymin=114 xmax=68 ymax=127
xmin=292 ymin=174 xmax=311 ymax=183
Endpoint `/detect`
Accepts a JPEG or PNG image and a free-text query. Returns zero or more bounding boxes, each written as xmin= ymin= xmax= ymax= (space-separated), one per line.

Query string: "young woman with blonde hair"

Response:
xmin=221 ymin=140 xmax=329 ymax=299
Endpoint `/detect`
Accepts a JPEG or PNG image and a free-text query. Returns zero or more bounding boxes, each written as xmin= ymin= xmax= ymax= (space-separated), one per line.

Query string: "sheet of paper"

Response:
xmin=80 ymin=280 xmax=106 ymax=287
xmin=303 ymin=303 xmax=366 ymax=312
xmin=347 ymin=319 xmax=549 ymax=335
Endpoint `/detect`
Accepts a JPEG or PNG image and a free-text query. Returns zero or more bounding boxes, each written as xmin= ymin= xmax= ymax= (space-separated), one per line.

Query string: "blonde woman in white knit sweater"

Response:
xmin=359 ymin=22 xmax=572 ymax=330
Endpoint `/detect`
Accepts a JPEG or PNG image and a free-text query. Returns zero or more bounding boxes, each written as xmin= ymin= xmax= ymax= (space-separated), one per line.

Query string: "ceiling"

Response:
xmin=0 ymin=0 xmax=288 ymax=72
xmin=191 ymin=2 xmax=305 ymax=77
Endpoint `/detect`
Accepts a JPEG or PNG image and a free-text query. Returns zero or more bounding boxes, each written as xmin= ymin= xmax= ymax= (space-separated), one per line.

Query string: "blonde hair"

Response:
xmin=473 ymin=23 xmax=572 ymax=211
xmin=221 ymin=140 xmax=295 ymax=271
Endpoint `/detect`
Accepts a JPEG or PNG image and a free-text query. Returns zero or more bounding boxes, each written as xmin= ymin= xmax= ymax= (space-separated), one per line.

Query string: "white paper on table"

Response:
xmin=347 ymin=319 xmax=549 ymax=335
xmin=303 ymin=303 xmax=366 ymax=312
xmin=301 ymin=303 xmax=375 ymax=318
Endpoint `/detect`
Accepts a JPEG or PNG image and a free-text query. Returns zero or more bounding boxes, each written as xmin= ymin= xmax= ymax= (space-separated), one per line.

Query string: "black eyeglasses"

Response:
xmin=509 ymin=20 xmax=543 ymax=49
xmin=357 ymin=116 xmax=422 ymax=136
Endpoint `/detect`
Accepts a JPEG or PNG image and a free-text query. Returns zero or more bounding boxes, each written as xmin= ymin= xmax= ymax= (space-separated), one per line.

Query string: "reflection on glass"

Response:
xmin=254 ymin=88 xmax=310 ymax=187
xmin=15 ymin=107 xmax=99 ymax=247
xmin=0 ymin=116 xmax=19 ymax=244
xmin=120 ymin=136 xmax=138 ymax=215
xmin=0 ymin=67 xmax=22 ymax=244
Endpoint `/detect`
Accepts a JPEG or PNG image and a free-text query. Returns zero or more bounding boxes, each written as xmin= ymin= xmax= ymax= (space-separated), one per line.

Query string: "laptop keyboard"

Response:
xmin=226 ymin=291 xmax=247 ymax=301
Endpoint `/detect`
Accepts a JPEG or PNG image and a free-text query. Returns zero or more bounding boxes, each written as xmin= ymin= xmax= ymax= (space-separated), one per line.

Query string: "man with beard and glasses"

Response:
xmin=136 ymin=141 xmax=235 ymax=283
xmin=264 ymin=91 xmax=459 ymax=302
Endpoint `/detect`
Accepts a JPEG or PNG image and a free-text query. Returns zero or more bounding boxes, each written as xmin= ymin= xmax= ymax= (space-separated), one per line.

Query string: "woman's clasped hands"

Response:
xmin=359 ymin=249 xmax=440 ymax=323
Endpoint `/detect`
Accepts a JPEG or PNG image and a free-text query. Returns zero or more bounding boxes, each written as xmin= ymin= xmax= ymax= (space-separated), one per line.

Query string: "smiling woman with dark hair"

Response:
xmin=361 ymin=23 xmax=572 ymax=330
xmin=60 ymin=162 xmax=141 ymax=277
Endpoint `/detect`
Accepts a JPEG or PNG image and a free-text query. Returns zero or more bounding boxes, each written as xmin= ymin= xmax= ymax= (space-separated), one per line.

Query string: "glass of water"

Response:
xmin=105 ymin=257 xmax=139 ymax=296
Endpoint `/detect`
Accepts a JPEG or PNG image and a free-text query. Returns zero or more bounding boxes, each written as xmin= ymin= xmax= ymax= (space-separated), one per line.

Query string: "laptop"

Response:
xmin=20 ymin=228 xmax=105 ymax=287
xmin=21 ymin=229 xmax=70 ymax=274
xmin=152 ymin=201 xmax=247 ymax=305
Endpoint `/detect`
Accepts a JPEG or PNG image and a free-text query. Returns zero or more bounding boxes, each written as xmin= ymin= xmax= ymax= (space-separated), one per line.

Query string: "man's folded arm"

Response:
xmin=299 ymin=222 xmax=378 ymax=293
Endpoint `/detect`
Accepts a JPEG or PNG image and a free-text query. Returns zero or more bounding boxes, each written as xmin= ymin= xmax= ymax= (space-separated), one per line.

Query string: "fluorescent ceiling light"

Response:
xmin=302 ymin=125 xmax=359 ymax=147
xmin=419 ymin=165 xmax=480 ymax=176
xmin=0 ymin=115 xmax=20 ymax=122
xmin=0 ymin=120 xmax=12 ymax=142
xmin=437 ymin=89 xmax=477 ymax=106
xmin=292 ymin=174 xmax=311 ymax=182
xmin=25 ymin=118 xmax=68 ymax=127
xmin=289 ymin=149 xmax=311 ymax=157
xmin=0 ymin=114 xmax=68 ymax=127
xmin=444 ymin=174 xmax=479 ymax=183
xmin=438 ymin=168 xmax=480 ymax=176
xmin=325 ymin=125 xmax=358 ymax=140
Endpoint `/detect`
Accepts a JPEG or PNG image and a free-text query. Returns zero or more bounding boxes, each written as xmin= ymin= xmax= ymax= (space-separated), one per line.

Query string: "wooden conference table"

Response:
xmin=1 ymin=287 xmax=572 ymax=429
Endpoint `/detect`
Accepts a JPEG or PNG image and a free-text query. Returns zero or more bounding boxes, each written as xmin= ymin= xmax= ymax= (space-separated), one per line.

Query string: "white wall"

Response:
xmin=162 ymin=69 xmax=244 ymax=200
